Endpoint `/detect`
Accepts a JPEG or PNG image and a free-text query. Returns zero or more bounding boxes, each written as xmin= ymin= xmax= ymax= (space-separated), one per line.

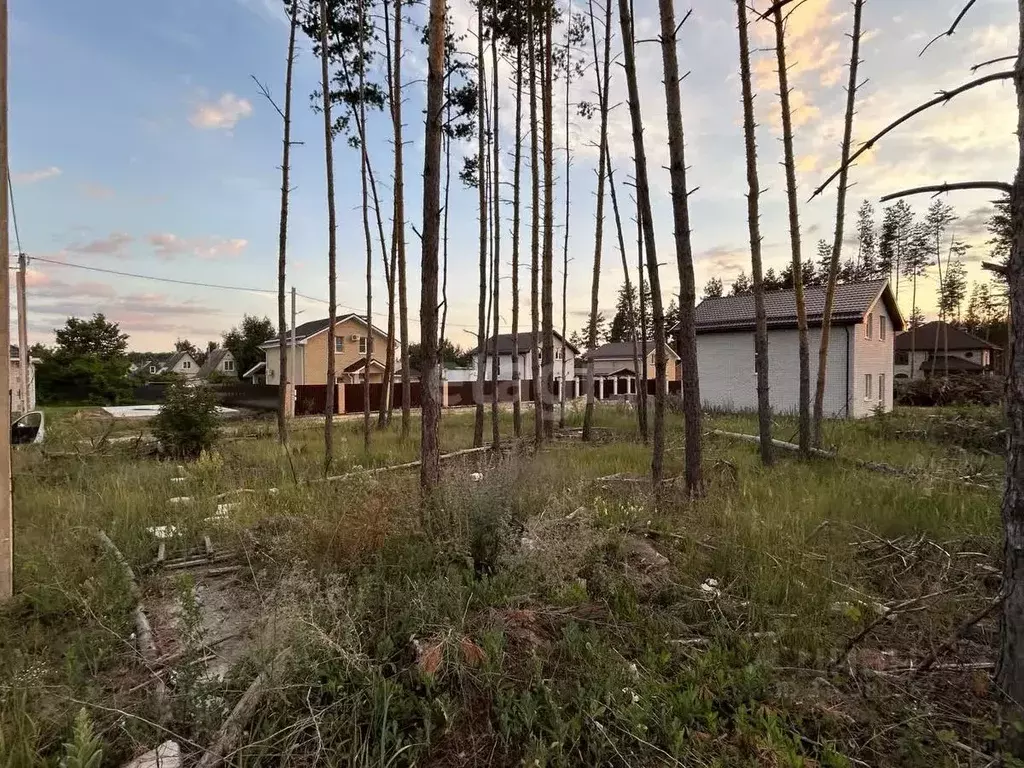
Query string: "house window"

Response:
xmin=359 ymin=337 xmax=367 ymax=355
xmin=878 ymin=373 xmax=885 ymax=404
xmin=895 ymin=351 xmax=908 ymax=365
xmin=224 ymin=360 xmax=235 ymax=372
xmin=864 ymin=373 xmax=872 ymax=400
xmin=965 ymin=351 xmax=974 ymax=358
xmin=555 ymin=349 xmax=563 ymax=360
xmin=880 ymin=317 xmax=887 ymax=340
xmin=866 ymin=313 xmax=874 ymax=339
xmin=334 ymin=337 xmax=344 ymax=353
xmin=182 ymin=361 xmax=191 ymax=370
xmin=149 ymin=365 xmax=157 ymax=374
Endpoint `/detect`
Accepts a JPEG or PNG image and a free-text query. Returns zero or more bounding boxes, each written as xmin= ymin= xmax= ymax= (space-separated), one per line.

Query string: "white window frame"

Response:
xmin=864 ymin=373 xmax=872 ymax=400
xmin=359 ymin=337 xmax=367 ymax=355
xmin=224 ymin=360 xmax=235 ymax=372
xmin=182 ymin=360 xmax=191 ymax=370
xmin=334 ymin=337 xmax=344 ymax=353
xmin=149 ymin=365 xmax=157 ymax=374
xmin=866 ymin=313 xmax=874 ymax=339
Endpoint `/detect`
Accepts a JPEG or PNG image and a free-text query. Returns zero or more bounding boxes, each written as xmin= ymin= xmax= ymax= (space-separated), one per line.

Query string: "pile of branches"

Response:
xmin=895 ymin=374 xmax=1004 ymax=407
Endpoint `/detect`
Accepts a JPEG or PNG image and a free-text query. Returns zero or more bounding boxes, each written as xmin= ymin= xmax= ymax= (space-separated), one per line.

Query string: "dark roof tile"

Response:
xmin=894 ymin=321 xmax=1000 ymax=352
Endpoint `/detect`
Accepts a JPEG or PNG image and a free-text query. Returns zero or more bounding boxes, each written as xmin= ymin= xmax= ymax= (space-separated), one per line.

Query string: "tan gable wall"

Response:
xmin=302 ymin=317 xmax=391 ymax=385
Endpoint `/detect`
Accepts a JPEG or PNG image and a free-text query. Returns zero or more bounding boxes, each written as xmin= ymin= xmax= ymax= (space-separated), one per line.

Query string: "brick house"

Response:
xmin=260 ymin=314 xmax=392 ymax=385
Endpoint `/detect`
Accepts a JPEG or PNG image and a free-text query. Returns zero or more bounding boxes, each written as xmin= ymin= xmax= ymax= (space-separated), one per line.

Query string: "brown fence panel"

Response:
xmin=391 ymin=381 xmax=423 ymax=408
xmin=345 ymin=383 xmax=366 ymax=413
xmin=447 ymin=381 xmax=476 ymax=407
xmin=482 ymin=380 xmax=518 ymax=402
xmin=668 ymin=380 xmax=682 ymax=395
xmin=295 ymin=385 xmax=328 ymax=416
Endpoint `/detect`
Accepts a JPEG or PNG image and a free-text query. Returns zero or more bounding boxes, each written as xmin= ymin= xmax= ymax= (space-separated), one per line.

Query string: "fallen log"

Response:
xmin=319 ymin=445 xmax=497 ymax=483
xmin=96 ymin=530 xmax=169 ymax=725
xmin=196 ymin=650 xmax=290 ymax=768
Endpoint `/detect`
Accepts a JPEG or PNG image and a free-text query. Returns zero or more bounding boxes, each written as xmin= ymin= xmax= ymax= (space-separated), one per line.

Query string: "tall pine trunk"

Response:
xmin=359 ymin=0 xmax=373 ymax=452
xmin=420 ymin=0 xmax=445 ymax=495
xmin=379 ymin=0 xmax=398 ymax=428
xmin=813 ymin=0 xmax=863 ymax=446
xmin=490 ymin=9 xmax=501 ymax=449
xmin=276 ymin=1 xmax=298 ymax=446
xmin=395 ymin=0 xmax=410 ymax=439
xmin=736 ymin=0 xmax=772 ymax=465
xmin=319 ymin=0 xmax=337 ymax=474
xmin=619 ymin=0 xmax=666 ymax=485
xmin=529 ymin=6 xmax=542 ymax=444
xmin=474 ymin=1 xmax=488 ymax=448
xmin=657 ymin=0 xmax=702 ymax=495
xmin=540 ymin=5 xmax=556 ymax=440
xmin=559 ymin=20 xmax=572 ymax=428
xmin=637 ymin=210 xmax=649 ymax=441
xmin=773 ymin=5 xmax=810 ymax=455
xmin=583 ymin=0 xmax=611 ymax=442
xmin=997 ymin=0 xmax=1024 ymax=703
xmin=511 ymin=34 xmax=524 ymax=438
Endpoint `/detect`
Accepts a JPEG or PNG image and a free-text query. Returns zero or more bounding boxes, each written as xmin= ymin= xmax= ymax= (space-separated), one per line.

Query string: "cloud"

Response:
xmin=189 ymin=93 xmax=253 ymax=131
xmin=80 ymin=183 xmax=115 ymax=200
xmin=147 ymin=233 xmax=248 ymax=260
xmin=69 ymin=232 xmax=134 ymax=256
xmin=13 ymin=166 xmax=61 ymax=184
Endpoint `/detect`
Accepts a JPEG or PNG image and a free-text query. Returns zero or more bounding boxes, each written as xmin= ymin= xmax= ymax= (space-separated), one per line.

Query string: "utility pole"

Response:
xmin=16 ymin=252 xmax=27 ymax=414
xmin=0 ymin=0 xmax=13 ymax=602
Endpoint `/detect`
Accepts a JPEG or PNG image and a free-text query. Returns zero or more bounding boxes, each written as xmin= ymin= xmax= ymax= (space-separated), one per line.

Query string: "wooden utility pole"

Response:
xmin=291 ymin=286 xmax=297 ymax=391
xmin=0 ymin=0 xmax=13 ymax=601
xmin=17 ymin=252 xmax=27 ymax=414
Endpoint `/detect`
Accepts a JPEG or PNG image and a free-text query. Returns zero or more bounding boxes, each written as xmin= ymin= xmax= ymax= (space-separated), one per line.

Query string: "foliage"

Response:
xmin=36 ymin=314 xmax=132 ymax=405
xmin=608 ymin=281 xmax=653 ymax=343
xmin=987 ymin=194 xmax=1011 ymax=276
xmin=407 ymin=338 xmax=470 ymax=371
xmin=151 ymin=380 xmax=220 ymax=459
xmin=702 ymin=276 xmax=723 ymax=299
xmin=61 ymin=709 xmax=103 ymax=768
xmin=222 ymin=315 xmax=274 ymax=383
xmin=895 ymin=373 xmax=1004 ymax=407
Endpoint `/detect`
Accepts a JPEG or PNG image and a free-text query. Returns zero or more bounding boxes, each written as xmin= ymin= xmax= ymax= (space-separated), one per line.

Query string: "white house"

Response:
xmin=687 ymin=280 xmax=903 ymax=419
xmin=468 ymin=332 xmax=578 ymax=382
xmin=160 ymin=350 xmax=199 ymax=379
xmin=894 ymin=321 xmax=1000 ymax=379
xmin=577 ymin=341 xmax=681 ymax=398
xmin=196 ymin=348 xmax=237 ymax=380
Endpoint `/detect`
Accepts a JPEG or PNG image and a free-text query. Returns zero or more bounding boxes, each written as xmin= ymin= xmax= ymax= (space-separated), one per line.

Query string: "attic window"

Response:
xmin=880 ymin=316 xmax=887 ymax=340
xmin=865 ymin=313 xmax=874 ymax=339
xmin=965 ymin=351 xmax=974 ymax=358
xmin=224 ymin=360 xmax=235 ymax=371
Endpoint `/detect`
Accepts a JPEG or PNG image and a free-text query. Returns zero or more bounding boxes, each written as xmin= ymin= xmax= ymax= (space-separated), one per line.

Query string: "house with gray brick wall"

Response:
xmin=677 ymin=280 xmax=903 ymax=419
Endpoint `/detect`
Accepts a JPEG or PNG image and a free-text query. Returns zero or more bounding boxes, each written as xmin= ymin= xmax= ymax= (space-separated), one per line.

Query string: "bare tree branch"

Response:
xmin=919 ymin=0 xmax=978 ymax=57
xmin=756 ymin=0 xmax=797 ymax=21
xmin=251 ymin=75 xmax=286 ymax=121
xmin=811 ymin=70 xmax=1013 ymax=200
xmin=880 ymin=181 xmax=1012 ymax=202
xmin=972 ymin=54 xmax=1016 ymax=72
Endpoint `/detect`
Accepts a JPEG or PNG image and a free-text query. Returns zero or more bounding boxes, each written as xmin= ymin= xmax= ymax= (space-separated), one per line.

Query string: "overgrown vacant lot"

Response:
xmin=2 ymin=404 xmax=1019 ymax=766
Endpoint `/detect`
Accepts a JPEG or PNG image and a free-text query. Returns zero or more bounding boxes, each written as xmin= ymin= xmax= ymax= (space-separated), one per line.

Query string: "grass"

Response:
xmin=0 ymin=403 xmax=1019 ymax=766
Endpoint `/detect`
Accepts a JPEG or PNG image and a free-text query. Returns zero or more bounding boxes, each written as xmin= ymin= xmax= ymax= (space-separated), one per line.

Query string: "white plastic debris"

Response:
xmin=167 ymin=497 xmax=192 ymax=505
xmin=122 ymin=740 xmax=181 ymax=768
xmin=169 ymin=477 xmax=187 ymax=484
xmin=146 ymin=525 xmax=179 ymax=541
xmin=700 ymin=578 xmax=721 ymax=598
xmin=470 ymin=472 xmax=483 ymax=482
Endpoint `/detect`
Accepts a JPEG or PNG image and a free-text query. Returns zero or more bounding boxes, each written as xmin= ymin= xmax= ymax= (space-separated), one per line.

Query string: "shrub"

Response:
xmin=894 ymin=374 xmax=1004 ymax=407
xmin=152 ymin=381 xmax=220 ymax=459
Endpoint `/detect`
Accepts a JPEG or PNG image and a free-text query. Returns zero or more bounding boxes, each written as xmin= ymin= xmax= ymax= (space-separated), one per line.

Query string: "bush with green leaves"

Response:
xmin=152 ymin=381 xmax=220 ymax=459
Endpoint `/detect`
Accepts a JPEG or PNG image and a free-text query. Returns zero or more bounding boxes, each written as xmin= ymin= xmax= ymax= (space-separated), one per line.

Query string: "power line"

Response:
xmin=7 ymin=169 xmax=21 ymax=257
xmin=31 ymin=255 xmax=490 ymax=336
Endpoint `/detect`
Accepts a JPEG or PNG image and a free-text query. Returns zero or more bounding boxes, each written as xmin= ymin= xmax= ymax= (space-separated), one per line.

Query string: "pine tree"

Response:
xmin=703 ymin=277 xmax=723 ymax=299
xmin=731 ymin=271 xmax=752 ymax=295
xmin=940 ymin=255 xmax=968 ymax=321
xmin=856 ymin=199 xmax=876 ymax=278
xmin=608 ymin=283 xmax=639 ymax=343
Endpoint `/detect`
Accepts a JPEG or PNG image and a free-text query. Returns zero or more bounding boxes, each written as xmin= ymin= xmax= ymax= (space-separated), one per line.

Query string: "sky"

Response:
xmin=9 ymin=0 xmax=1019 ymax=352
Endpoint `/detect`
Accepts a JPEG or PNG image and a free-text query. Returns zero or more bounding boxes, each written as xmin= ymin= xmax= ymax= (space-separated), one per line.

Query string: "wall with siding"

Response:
xmin=852 ymin=299 xmax=895 ymax=417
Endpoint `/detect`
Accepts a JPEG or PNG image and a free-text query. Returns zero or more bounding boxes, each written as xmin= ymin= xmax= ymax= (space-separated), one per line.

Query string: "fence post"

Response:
xmin=442 ymin=379 xmax=449 ymax=408
xmin=283 ymin=383 xmax=294 ymax=418
xmin=337 ymin=382 xmax=345 ymax=415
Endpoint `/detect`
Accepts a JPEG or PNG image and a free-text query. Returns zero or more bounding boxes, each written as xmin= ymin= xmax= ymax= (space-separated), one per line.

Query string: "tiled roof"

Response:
xmin=579 ymin=340 xmax=678 ymax=361
xmin=467 ymin=331 xmax=579 ymax=356
xmin=895 ymin=321 xmax=1000 ymax=352
xmin=261 ymin=313 xmax=389 ymax=347
xmin=689 ymin=280 xmax=901 ymax=334
xmin=196 ymin=348 xmax=232 ymax=378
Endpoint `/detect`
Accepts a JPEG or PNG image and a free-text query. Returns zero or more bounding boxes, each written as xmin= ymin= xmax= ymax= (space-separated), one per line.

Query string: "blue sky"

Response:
xmin=10 ymin=0 xmax=1019 ymax=351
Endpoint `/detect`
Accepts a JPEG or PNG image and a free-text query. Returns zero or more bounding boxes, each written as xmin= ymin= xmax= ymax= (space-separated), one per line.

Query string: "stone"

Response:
xmin=123 ymin=741 xmax=180 ymax=768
